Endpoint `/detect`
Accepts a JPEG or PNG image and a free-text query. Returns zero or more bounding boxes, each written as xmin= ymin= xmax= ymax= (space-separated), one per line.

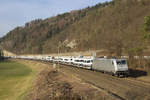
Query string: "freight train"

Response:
xmin=7 ymin=55 xmax=129 ymax=77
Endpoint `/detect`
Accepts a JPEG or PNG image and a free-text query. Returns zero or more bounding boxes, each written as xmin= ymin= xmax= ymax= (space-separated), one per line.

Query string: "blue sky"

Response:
xmin=0 ymin=0 xmax=112 ymax=37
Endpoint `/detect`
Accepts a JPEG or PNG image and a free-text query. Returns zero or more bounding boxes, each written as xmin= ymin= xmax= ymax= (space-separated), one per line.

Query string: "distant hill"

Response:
xmin=1 ymin=0 xmax=150 ymax=56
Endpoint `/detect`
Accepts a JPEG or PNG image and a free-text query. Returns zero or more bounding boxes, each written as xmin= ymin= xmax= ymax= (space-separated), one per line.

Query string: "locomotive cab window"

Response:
xmin=121 ymin=60 xmax=126 ymax=64
xmin=116 ymin=61 xmax=121 ymax=65
xmin=116 ymin=60 xmax=126 ymax=65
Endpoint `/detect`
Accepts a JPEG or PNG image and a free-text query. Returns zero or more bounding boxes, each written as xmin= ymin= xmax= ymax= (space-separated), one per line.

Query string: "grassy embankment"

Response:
xmin=0 ymin=60 xmax=39 ymax=100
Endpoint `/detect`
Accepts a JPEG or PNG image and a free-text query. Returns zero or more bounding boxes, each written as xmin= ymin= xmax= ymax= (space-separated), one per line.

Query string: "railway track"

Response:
xmin=58 ymin=64 xmax=150 ymax=100
xmin=126 ymin=77 xmax=150 ymax=86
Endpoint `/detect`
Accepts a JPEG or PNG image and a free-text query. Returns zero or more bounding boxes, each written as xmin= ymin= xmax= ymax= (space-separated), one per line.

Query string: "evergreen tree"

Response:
xmin=0 ymin=49 xmax=4 ymax=61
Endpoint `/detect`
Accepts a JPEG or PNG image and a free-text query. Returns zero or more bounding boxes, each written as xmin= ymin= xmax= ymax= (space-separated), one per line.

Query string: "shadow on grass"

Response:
xmin=129 ymin=69 xmax=147 ymax=78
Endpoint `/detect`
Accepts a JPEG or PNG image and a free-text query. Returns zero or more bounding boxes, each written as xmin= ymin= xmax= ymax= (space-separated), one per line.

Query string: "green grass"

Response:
xmin=0 ymin=60 xmax=33 ymax=100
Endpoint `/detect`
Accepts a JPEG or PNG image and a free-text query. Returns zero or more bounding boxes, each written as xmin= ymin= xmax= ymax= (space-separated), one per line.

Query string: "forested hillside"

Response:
xmin=1 ymin=0 xmax=150 ymax=56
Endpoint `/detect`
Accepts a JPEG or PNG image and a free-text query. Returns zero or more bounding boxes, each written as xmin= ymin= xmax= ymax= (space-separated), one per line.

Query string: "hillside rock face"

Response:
xmin=1 ymin=0 xmax=150 ymax=55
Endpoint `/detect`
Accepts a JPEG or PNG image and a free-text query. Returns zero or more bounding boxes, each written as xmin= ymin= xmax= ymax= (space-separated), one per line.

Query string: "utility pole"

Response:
xmin=57 ymin=41 xmax=61 ymax=71
xmin=93 ymin=51 xmax=96 ymax=59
